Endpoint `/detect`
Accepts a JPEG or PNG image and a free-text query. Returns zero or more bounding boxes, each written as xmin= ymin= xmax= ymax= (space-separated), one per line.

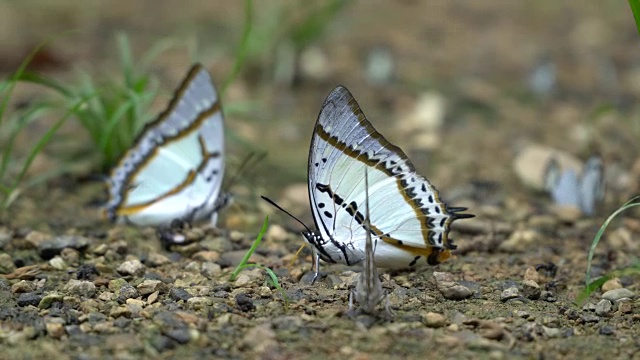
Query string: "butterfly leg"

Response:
xmin=311 ymin=251 xmax=321 ymax=284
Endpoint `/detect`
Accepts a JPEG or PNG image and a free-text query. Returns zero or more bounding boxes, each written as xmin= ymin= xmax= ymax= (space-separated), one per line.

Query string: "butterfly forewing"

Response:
xmin=308 ymin=86 xmax=462 ymax=268
xmin=105 ymin=64 xmax=225 ymax=226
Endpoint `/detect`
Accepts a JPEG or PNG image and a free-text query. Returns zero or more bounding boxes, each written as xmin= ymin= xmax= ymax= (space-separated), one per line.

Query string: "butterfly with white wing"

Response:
xmin=544 ymin=155 xmax=604 ymax=216
xmin=104 ymin=64 xmax=230 ymax=227
xmin=264 ymin=86 xmax=472 ymax=278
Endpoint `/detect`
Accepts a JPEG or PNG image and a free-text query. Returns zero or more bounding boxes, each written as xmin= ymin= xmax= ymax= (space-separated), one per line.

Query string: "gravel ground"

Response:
xmin=1 ymin=2 xmax=640 ymax=359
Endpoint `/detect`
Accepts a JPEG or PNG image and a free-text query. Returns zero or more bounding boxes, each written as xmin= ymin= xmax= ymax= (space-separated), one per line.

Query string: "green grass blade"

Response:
xmin=117 ymin=33 xmax=135 ymax=87
xmin=629 ymin=0 xmax=640 ymax=36
xmin=0 ymin=46 xmax=47 ymax=127
xmin=222 ymin=0 xmax=254 ymax=96
xmin=0 ymin=102 xmax=51 ymax=180
xmin=585 ymin=196 xmax=640 ymax=286
xmin=3 ymin=96 xmax=92 ymax=208
xmin=230 ymin=215 xmax=269 ymax=281
xmin=576 ymin=262 xmax=640 ymax=306
xmin=15 ymin=72 xmax=74 ymax=98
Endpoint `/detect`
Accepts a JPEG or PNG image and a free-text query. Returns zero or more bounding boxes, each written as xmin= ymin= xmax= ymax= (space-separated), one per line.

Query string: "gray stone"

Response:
xmin=117 ymin=260 xmax=145 ymax=276
xmin=595 ymin=299 xmax=613 ymax=316
xmin=39 ymin=235 xmax=90 ymax=260
xmin=0 ymin=253 xmax=16 ymax=274
xmin=137 ymin=280 xmax=165 ymax=295
xmin=116 ymin=284 xmax=139 ymax=303
xmin=11 ymin=280 xmax=36 ymax=294
xmin=437 ymin=281 xmax=472 ymax=300
xmin=64 ymin=279 xmax=96 ymax=297
xmin=500 ymin=287 xmax=520 ymax=302
xmin=169 ymin=288 xmax=191 ymax=302
xmin=17 ymin=292 xmax=42 ymax=307
xmin=522 ymin=280 xmax=541 ymax=300
xmin=602 ymin=288 xmax=635 ymax=302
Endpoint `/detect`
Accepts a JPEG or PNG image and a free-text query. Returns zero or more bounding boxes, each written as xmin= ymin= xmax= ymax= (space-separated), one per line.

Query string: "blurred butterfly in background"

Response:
xmin=544 ymin=156 xmax=605 ymax=216
xmin=104 ymin=64 xmax=230 ymax=227
xmin=263 ymin=86 xmax=473 ymax=279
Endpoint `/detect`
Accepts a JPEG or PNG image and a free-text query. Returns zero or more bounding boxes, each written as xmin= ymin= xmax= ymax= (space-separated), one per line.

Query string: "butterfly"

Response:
xmin=264 ymin=86 xmax=472 ymax=278
xmin=104 ymin=64 xmax=229 ymax=227
xmin=544 ymin=155 xmax=604 ymax=216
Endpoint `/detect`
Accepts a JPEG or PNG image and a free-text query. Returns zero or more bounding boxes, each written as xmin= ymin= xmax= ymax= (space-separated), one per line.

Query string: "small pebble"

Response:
xmin=49 ymin=256 xmax=67 ymax=270
xmin=39 ymin=235 xmax=90 ymax=260
xmin=201 ymin=262 xmax=221 ymax=277
xmin=146 ymin=253 xmax=171 ymax=267
xmin=595 ymin=299 xmax=613 ymax=316
xmin=500 ymin=287 xmax=520 ymax=302
xmin=192 ymin=251 xmax=220 ymax=262
xmin=522 ymin=280 xmax=541 ymax=300
xmin=184 ymin=261 xmax=200 ymax=273
xmin=76 ymin=264 xmax=99 ymax=280
xmin=234 ymin=274 xmax=251 ymax=287
xmin=11 ymin=280 xmax=36 ymax=294
xmin=423 ymin=312 xmax=447 ymax=328
xmin=60 ymin=248 xmax=80 ymax=266
xmin=137 ymin=280 xmax=164 ymax=295
xmin=265 ymin=224 xmax=289 ymax=242
xmin=116 ymin=284 xmax=139 ymax=303
xmin=235 ymin=293 xmax=255 ymax=312
xmin=325 ymin=274 xmax=343 ymax=288
xmin=542 ymin=326 xmax=562 ymax=338
xmin=601 ymin=278 xmax=622 ymax=292
xmin=602 ymin=288 xmax=634 ymax=302
xmin=187 ymin=296 xmax=213 ymax=310
xmin=117 ymin=259 xmax=145 ymax=276
xmin=0 ymin=253 xmax=16 ymax=274
xmin=581 ymin=314 xmax=600 ymax=323
xmin=523 ymin=267 xmax=540 ymax=283
xmin=169 ymin=288 xmax=191 ymax=302
xmin=599 ymin=325 xmax=615 ymax=336
xmin=38 ymin=293 xmax=63 ymax=309
xmin=45 ymin=322 xmax=65 ymax=339
xmin=618 ymin=301 xmax=633 ymax=314
xmin=64 ymin=280 xmax=96 ymax=297
xmin=437 ymin=282 xmax=472 ymax=300
xmin=147 ymin=291 xmax=160 ymax=305
xmin=17 ymin=292 xmax=42 ymax=307
xmin=499 ymin=230 xmax=541 ymax=253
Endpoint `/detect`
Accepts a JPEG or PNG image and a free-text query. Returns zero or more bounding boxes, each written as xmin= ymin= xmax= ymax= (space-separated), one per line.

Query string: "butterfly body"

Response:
xmin=305 ymin=86 xmax=471 ymax=270
xmin=105 ymin=64 xmax=227 ymax=227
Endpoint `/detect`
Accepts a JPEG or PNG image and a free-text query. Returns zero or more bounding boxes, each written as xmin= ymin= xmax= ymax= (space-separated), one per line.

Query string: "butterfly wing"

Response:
xmin=105 ymin=64 xmax=225 ymax=226
xmin=308 ymin=86 xmax=469 ymax=268
xmin=578 ymin=156 xmax=604 ymax=216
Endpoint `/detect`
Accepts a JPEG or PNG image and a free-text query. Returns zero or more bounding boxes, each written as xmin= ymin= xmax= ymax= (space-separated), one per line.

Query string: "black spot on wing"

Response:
xmin=409 ymin=256 xmax=420 ymax=267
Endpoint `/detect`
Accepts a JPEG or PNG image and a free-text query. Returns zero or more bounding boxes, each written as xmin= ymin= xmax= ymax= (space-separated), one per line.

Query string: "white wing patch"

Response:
xmin=306 ymin=86 xmax=471 ymax=269
xmin=105 ymin=64 xmax=226 ymax=227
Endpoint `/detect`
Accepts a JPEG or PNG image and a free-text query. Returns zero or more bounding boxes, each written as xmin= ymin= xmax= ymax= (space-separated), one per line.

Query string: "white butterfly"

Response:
xmin=293 ymin=86 xmax=472 ymax=275
xmin=104 ymin=64 xmax=229 ymax=227
xmin=545 ymin=156 xmax=604 ymax=216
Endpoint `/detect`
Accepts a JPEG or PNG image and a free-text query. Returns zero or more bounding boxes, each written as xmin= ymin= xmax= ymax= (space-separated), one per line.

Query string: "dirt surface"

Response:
xmin=1 ymin=2 xmax=640 ymax=359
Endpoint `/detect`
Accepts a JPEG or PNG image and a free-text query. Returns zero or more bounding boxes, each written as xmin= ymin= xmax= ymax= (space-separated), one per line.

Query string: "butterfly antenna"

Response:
xmin=225 ymin=151 xmax=267 ymax=191
xmin=260 ymin=195 xmax=312 ymax=233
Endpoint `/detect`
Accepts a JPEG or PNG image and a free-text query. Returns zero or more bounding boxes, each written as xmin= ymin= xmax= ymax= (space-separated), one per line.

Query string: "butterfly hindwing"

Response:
xmin=105 ymin=64 xmax=225 ymax=226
